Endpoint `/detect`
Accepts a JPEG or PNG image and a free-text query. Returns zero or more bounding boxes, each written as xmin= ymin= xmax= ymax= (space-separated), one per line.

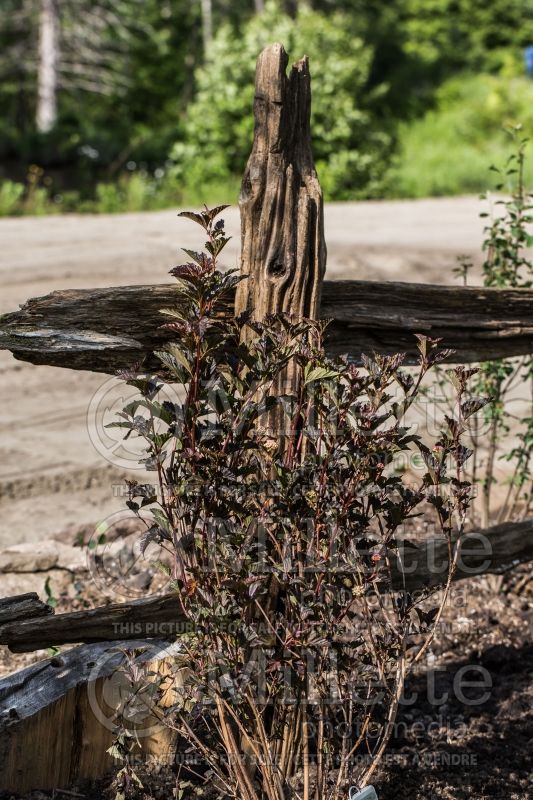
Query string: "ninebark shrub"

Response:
xmin=112 ymin=207 xmax=482 ymax=799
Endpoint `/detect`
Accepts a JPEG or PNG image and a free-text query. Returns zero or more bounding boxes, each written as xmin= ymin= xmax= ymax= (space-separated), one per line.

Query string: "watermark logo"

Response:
xmin=87 ymin=642 xmax=182 ymax=738
xmin=86 ymin=375 xmax=184 ymax=470
xmin=86 ymin=510 xmax=171 ymax=599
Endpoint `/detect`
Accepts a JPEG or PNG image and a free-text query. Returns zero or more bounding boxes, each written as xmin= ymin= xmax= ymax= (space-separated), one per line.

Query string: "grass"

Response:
xmin=386 ymin=73 xmax=533 ymax=198
xmin=0 ymin=171 xmax=240 ymax=217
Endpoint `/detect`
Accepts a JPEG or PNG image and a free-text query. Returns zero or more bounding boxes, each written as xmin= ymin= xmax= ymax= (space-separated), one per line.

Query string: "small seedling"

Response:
xmin=44 ymin=576 xmax=58 ymax=608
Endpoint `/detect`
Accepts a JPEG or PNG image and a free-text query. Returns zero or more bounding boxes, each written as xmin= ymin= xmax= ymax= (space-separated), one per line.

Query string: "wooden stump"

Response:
xmin=236 ymin=43 xmax=326 ymax=325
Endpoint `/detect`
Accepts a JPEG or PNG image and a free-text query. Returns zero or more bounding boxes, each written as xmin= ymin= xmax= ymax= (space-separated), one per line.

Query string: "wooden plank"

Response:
xmin=0 ymin=639 xmax=181 ymax=793
xmin=1 ymin=518 xmax=531 ymax=653
xmin=1 ymin=280 xmax=532 ymax=374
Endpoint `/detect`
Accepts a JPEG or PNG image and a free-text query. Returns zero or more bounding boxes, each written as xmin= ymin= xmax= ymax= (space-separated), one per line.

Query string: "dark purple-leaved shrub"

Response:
xmin=111 ymin=207 xmax=483 ymax=800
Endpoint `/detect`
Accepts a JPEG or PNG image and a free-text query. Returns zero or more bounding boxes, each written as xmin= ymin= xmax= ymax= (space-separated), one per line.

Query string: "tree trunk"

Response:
xmin=37 ymin=0 xmax=59 ymax=133
xmin=284 ymin=0 xmax=299 ymax=17
xmin=254 ymin=0 xmax=265 ymax=12
xmin=199 ymin=0 xmax=213 ymax=54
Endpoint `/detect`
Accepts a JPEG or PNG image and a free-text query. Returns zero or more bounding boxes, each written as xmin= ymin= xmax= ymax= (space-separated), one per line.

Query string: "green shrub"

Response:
xmin=0 ymin=180 xmax=24 ymax=216
xmin=169 ymin=0 xmax=392 ymax=201
xmin=54 ymin=189 xmax=83 ymax=213
xmin=464 ymin=134 xmax=533 ymax=524
xmin=93 ymin=172 xmax=182 ymax=213
xmin=0 ymin=167 xmax=58 ymax=217
xmin=94 ymin=182 xmax=123 ymax=214
xmin=387 ymin=73 xmax=533 ymax=197
xmin=0 ymin=169 xmax=188 ymax=217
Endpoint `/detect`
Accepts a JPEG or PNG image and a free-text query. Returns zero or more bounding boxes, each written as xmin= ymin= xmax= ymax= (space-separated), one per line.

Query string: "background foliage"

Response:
xmin=170 ymin=2 xmax=392 ymax=200
xmin=388 ymin=74 xmax=533 ymax=197
xmin=0 ymin=0 xmax=532 ymax=213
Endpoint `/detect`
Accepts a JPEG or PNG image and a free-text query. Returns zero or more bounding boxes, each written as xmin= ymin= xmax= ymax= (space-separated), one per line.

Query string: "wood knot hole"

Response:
xmin=268 ymin=260 xmax=286 ymax=278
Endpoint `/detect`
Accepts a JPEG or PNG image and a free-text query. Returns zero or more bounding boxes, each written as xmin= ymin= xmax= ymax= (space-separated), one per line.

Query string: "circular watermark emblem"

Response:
xmin=86 ymin=510 xmax=172 ymax=600
xmin=87 ymin=642 xmax=182 ymax=738
xmin=86 ymin=374 xmax=185 ymax=470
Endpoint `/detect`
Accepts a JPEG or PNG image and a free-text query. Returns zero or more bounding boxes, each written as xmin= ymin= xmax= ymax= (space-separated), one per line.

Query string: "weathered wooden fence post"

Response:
xmin=236 ymin=42 xmax=326 ymax=428
xmin=237 ymin=43 xmax=326 ymax=322
xmin=234 ymin=43 xmax=327 ymax=784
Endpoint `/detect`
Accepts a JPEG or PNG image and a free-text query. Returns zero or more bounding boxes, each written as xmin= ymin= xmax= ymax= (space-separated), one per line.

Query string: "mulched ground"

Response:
xmin=376 ymin=568 xmax=533 ymax=799
xmin=1 ymin=566 xmax=531 ymax=800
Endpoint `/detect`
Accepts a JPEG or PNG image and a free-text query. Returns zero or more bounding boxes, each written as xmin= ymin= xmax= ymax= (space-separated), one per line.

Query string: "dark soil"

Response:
xmin=373 ymin=566 xmax=533 ymax=799
xmin=2 ymin=565 xmax=531 ymax=800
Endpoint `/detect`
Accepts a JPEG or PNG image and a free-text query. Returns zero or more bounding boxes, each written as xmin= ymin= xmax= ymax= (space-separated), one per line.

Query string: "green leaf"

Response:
xmin=304 ymin=366 xmax=341 ymax=385
xmin=44 ymin=576 xmax=57 ymax=608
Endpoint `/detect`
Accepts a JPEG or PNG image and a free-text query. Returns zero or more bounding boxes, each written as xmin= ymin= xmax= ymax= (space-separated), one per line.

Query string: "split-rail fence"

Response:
xmin=0 ymin=44 xmax=532 ymax=793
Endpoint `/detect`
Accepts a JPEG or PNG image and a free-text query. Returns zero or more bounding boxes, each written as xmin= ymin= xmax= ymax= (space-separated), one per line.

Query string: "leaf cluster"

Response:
xmin=112 ymin=207 xmax=477 ymax=797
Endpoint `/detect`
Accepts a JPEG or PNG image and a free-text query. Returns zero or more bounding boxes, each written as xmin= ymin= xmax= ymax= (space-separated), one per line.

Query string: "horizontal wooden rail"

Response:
xmin=1 ymin=280 xmax=532 ymax=373
xmin=1 ymin=518 xmax=531 ymax=652
xmin=0 ymin=593 xmax=185 ymax=652
xmin=390 ymin=517 xmax=533 ymax=592
xmin=0 ymin=592 xmax=52 ymax=625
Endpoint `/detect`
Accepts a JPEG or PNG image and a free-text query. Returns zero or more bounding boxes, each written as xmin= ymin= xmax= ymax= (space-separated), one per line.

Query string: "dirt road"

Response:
xmin=0 ymin=197 xmax=500 ymax=552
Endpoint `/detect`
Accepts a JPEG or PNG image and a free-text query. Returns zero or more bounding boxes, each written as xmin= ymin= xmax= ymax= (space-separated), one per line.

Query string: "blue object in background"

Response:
xmin=525 ymin=46 xmax=533 ymax=77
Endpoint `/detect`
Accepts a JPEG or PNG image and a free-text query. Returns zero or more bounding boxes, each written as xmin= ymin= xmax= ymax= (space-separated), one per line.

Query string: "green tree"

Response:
xmin=387 ymin=74 xmax=533 ymax=197
xmin=0 ymin=0 xmax=202 ymax=182
xmin=312 ymin=0 xmax=533 ymax=118
xmin=170 ymin=0 xmax=392 ymax=200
